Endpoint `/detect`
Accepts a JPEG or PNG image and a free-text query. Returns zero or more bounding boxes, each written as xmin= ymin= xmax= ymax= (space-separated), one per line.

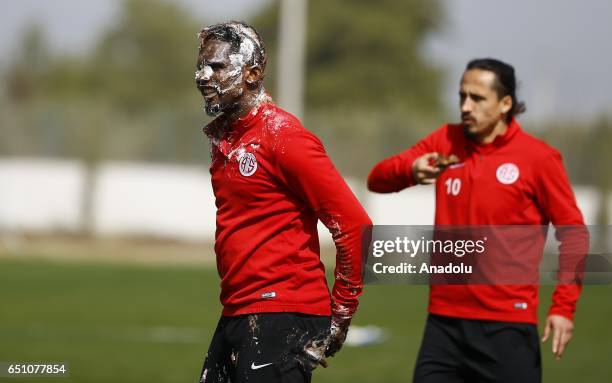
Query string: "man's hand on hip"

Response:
xmin=324 ymin=316 xmax=351 ymax=358
xmin=298 ymin=316 xmax=352 ymax=371
xmin=541 ymin=314 xmax=574 ymax=360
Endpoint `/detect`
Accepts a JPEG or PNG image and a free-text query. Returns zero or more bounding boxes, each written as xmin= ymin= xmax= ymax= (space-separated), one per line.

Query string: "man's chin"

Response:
xmin=463 ymin=124 xmax=480 ymax=137
xmin=205 ymin=103 xmax=222 ymax=117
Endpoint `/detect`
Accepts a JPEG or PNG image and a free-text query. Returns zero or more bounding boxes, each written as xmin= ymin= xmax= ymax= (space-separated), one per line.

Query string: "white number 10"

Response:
xmin=445 ymin=178 xmax=461 ymax=196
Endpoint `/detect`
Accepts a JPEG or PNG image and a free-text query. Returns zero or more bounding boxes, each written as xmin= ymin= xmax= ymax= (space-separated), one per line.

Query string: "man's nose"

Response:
xmin=195 ymin=72 xmax=207 ymax=85
xmin=195 ymin=66 xmax=213 ymax=84
xmin=461 ymin=98 xmax=473 ymax=113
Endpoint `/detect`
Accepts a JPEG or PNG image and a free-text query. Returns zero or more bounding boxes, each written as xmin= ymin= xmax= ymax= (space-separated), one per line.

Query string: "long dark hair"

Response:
xmin=466 ymin=58 xmax=526 ymax=122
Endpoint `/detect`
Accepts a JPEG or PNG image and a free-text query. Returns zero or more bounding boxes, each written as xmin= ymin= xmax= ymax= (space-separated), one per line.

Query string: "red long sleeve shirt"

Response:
xmin=208 ymin=102 xmax=371 ymax=318
xmin=368 ymin=118 xmax=587 ymax=323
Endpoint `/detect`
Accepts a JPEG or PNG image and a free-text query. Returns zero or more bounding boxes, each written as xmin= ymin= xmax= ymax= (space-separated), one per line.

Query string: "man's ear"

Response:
xmin=245 ymin=65 xmax=263 ymax=85
xmin=500 ymin=95 xmax=513 ymax=114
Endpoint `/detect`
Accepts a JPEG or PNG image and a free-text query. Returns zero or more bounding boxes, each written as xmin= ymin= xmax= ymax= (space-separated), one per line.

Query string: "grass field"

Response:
xmin=0 ymin=257 xmax=611 ymax=383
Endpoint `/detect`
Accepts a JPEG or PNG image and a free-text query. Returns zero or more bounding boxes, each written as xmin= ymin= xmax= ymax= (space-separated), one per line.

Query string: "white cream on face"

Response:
xmin=224 ymin=54 xmax=244 ymax=83
xmin=232 ymin=24 xmax=261 ymax=64
xmin=217 ymin=68 xmax=243 ymax=95
xmin=215 ymin=30 xmax=257 ymax=92
xmin=236 ymin=38 xmax=255 ymax=64
xmin=198 ymin=23 xmax=266 ymax=117
xmin=229 ymin=53 xmax=245 ymax=69
xmin=195 ymin=65 xmax=213 ymax=81
xmin=219 ymin=36 xmax=255 ymax=95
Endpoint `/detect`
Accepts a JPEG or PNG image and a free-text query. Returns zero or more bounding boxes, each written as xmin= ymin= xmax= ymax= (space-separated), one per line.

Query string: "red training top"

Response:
xmin=368 ymin=118 xmax=587 ymax=323
xmin=207 ymin=102 xmax=371 ymax=318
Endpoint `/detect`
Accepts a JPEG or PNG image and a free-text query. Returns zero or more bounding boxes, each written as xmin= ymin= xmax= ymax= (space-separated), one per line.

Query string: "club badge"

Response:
xmin=238 ymin=152 xmax=258 ymax=177
xmin=496 ymin=163 xmax=519 ymax=185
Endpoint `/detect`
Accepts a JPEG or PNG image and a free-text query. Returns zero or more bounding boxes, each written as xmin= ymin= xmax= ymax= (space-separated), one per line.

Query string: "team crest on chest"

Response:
xmin=238 ymin=152 xmax=258 ymax=177
xmin=496 ymin=163 xmax=519 ymax=185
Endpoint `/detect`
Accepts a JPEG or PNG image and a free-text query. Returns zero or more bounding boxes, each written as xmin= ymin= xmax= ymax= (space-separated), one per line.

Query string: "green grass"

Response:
xmin=0 ymin=258 xmax=610 ymax=382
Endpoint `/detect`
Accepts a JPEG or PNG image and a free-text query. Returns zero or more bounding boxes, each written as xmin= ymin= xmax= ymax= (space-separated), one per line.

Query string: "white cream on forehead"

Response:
xmin=233 ymin=24 xmax=261 ymax=50
xmin=230 ymin=24 xmax=262 ymax=66
xmin=223 ymin=38 xmax=255 ymax=89
xmin=239 ymin=38 xmax=255 ymax=61
xmin=228 ymin=38 xmax=255 ymax=68
xmin=198 ymin=25 xmax=264 ymax=99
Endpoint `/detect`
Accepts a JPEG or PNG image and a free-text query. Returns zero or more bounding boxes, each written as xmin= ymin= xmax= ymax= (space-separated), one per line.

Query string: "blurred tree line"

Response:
xmin=255 ymin=0 xmax=445 ymax=175
xmin=1 ymin=0 xmax=610 ymax=196
xmin=0 ymin=0 xmax=445 ymax=177
xmin=1 ymin=0 xmax=205 ymax=167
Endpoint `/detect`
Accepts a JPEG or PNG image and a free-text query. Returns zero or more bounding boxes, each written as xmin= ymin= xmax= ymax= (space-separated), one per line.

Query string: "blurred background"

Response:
xmin=0 ymin=0 xmax=611 ymax=382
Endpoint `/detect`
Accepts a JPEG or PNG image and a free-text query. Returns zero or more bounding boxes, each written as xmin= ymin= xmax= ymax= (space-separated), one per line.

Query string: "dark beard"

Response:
xmin=463 ymin=124 xmax=475 ymax=137
xmin=205 ymin=102 xmax=222 ymax=117
xmin=202 ymin=99 xmax=244 ymax=140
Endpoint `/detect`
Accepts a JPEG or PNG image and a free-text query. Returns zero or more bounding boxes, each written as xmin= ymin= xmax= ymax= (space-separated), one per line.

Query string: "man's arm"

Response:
xmin=275 ymin=129 xmax=372 ymax=365
xmin=367 ymin=129 xmax=441 ymax=192
xmin=536 ymin=149 xmax=589 ymax=360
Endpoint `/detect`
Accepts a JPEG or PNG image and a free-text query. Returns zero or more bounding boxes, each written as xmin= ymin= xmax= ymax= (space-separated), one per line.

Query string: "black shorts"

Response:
xmin=413 ymin=314 xmax=541 ymax=383
xmin=199 ymin=312 xmax=330 ymax=383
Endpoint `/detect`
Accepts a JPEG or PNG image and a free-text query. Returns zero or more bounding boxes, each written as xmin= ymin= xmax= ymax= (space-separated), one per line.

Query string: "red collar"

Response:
xmin=468 ymin=118 xmax=521 ymax=154
xmin=214 ymin=102 xmax=272 ymax=157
